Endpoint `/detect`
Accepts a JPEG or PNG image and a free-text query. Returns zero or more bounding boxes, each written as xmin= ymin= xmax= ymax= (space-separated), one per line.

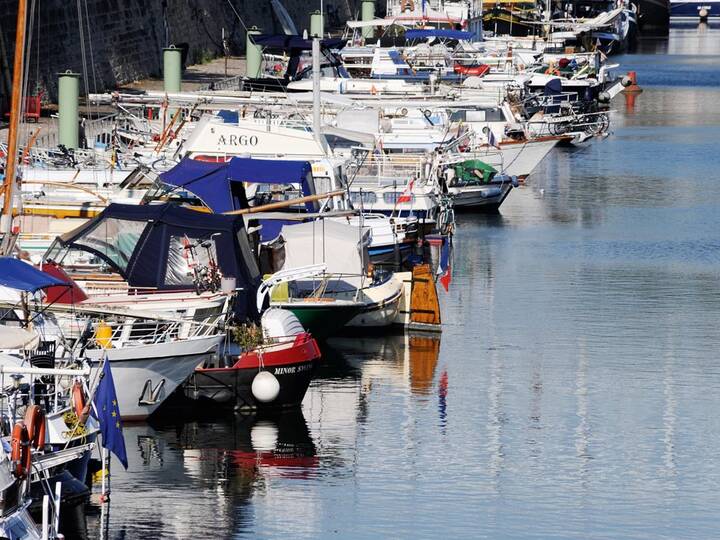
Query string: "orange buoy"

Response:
xmin=622 ymin=71 xmax=643 ymax=93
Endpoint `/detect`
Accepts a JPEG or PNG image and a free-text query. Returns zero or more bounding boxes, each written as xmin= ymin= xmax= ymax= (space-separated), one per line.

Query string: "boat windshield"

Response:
xmin=45 ymin=217 xmax=146 ymax=277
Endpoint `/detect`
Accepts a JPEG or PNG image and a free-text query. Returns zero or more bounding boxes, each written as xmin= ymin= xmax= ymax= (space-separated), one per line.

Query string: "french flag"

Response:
xmin=438 ymin=237 xmax=452 ymax=292
xmin=487 ymin=129 xmax=500 ymax=149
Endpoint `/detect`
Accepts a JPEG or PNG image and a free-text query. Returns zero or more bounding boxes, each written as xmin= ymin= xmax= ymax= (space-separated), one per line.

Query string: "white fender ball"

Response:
xmin=251 ymin=371 xmax=280 ymax=403
xmin=250 ymin=421 xmax=279 ymax=451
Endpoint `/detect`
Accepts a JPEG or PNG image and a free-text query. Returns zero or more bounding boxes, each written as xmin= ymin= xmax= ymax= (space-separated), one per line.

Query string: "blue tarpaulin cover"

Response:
xmin=54 ymin=204 xmax=261 ymax=320
xmin=217 ymin=110 xmax=239 ymax=123
xmin=160 ymin=157 xmax=314 ymax=214
xmin=405 ymin=29 xmax=475 ymax=41
xmin=0 ymin=257 xmax=68 ymax=292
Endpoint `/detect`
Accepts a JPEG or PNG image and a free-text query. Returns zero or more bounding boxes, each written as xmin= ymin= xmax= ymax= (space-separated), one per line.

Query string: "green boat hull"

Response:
xmin=278 ymin=303 xmax=363 ymax=340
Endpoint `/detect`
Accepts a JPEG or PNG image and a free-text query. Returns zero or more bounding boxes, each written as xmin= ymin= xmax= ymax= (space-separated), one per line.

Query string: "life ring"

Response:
xmin=72 ymin=381 xmax=89 ymax=422
xmin=24 ymin=405 xmax=46 ymax=451
xmin=10 ymin=422 xmax=31 ymax=478
xmin=453 ymin=64 xmax=490 ymax=77
xmin=401 ymin=0 xmax=415 ymax=12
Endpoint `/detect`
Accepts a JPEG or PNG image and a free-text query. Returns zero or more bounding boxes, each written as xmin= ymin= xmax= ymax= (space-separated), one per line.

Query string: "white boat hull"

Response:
xmin=477 ymin=138 xmax=560 ymax=179
xmin=86 ymin=335 xmax=223 ymax=420
xmin=450 ymin=183 xmax=514 ymax=209
xmin=346 ymin=275 xmax=404 ymax=328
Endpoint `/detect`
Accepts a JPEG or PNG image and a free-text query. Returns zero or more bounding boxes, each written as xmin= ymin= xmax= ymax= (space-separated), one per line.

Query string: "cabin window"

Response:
xmin=73 ymin=218 xmax=145 ymax=273
xmin=164 ymin=235 xmax=219 ymax=287
xmin=350 ymin=191 xmax=377 ymax=205
xmin=0 ymin=308 xmax=21 ymax=324
xmin=383 ymin=192 xmax=415 ymax=204
xmin=484 ymin=108 xmax=506 ymax=122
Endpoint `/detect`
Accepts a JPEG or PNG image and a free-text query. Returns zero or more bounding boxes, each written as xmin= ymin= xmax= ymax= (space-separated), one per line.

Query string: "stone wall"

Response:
xmin=0 ymin=0 xmax=364 ymax=102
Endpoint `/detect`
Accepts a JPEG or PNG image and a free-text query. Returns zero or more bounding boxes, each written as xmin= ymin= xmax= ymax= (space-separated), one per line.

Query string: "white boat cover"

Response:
xmin=261 ymin=308 xmax=305 ymax=339
xmin=0 ymin=327 xmax=40 ymax=350
xmin=280 ymin=220 xmax=371 ymax=284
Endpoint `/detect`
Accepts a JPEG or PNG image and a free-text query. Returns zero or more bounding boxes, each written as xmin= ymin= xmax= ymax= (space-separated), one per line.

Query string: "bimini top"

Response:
xmin=46 ymin=204 xmax=261 ymax=320
xmin=251 ymin=34 xmax=346 ymax=51
xmin=404 ymin=29 xmax=475 ymax=41
xmin=159 ymin=157 xmax=315 ymax=214
xmin=0 ymin=257 xmax=68 ymax=293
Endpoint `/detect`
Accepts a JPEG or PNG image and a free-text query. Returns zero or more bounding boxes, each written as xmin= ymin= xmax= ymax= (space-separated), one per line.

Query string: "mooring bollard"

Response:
xmin=361 ymin=0 xmax=375 ymax=39
xmin=246 ymin=26 xmax=263 ymax=78
xmin=163 ymin=46 xmax=182 ymax=94
xmin=58 ymin=70 xmax=80 ymax=149
xmin=310 ymin=10 xmax=324 ymax=38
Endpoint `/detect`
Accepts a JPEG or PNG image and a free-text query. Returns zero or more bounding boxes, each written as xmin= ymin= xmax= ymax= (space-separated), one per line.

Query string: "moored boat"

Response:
xmin=187 ymin=333 xmax=321 ymax=411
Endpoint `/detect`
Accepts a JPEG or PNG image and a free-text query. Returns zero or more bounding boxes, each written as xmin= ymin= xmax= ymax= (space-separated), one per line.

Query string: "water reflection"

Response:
xmin=86 ymin=410 xmax=318 ymax=540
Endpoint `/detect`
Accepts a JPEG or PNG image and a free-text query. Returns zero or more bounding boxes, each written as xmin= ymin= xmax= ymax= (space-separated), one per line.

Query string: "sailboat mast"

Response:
xmin=1 ymin=0 xmax=28 ymax=243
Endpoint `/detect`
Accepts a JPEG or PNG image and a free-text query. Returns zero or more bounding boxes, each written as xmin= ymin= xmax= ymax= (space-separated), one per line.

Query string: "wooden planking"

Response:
xmin=410 ymin=264 xmax=441 ymax=326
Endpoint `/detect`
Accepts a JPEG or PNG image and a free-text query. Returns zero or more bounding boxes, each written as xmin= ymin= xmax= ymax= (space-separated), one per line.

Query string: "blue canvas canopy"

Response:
xmin=45 ymin=204 xmax=261 ymax=321
xmin=159 ymin=157 xmax=316 ymax=214
xmin=404 ymin=29 xmax=475 ymax=41
xmin=217 ymin=109 xmax=239 ymax=123
xmin=0 ymin=257 xmax=68 ymax=293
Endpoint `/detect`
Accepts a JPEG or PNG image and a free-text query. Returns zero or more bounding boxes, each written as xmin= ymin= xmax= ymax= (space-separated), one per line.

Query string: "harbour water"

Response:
xmin=84 ymin=27 xmax=720 ymax=539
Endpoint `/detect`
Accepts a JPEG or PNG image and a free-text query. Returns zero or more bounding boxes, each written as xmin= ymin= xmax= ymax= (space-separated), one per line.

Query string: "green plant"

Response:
xmin=230 ymin=322 xmax=264 ymax=350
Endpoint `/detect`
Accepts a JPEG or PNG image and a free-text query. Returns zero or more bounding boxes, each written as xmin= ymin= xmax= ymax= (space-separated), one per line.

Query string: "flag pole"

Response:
xmin=100 ymin=445 xmax=108 ymax=501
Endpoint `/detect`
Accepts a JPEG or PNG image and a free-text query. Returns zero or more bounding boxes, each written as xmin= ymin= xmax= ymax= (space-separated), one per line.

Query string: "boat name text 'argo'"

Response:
xmin=217 ymin=134 xmax=259 ymax=146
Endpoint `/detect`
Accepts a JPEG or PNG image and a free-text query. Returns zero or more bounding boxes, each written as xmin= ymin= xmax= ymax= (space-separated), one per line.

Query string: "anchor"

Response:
xmin=138 ymin=379 xmax=166 ymax=406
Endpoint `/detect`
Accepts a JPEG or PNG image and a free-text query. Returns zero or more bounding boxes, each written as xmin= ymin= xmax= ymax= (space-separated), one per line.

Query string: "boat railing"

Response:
xmin=346 ymin=152 xmax=429 ymax=186
xmin=0 ymin=363 xmax=91 ymax=425
xmin=103 ymin=310 xmax=225 ymax=347
xmin=32 ymin=112 xmax=139 ymax=151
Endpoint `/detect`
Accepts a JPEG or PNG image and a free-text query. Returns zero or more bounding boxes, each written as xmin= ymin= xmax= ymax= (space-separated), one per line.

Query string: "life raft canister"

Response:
xmin=10 ymin=422 xmax=31 ymax=478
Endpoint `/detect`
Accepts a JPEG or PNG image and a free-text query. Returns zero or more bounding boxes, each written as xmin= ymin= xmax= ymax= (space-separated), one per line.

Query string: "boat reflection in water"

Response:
xmin=324 ymin=334 xmax=441 ymax=396
xmin=304 ymin=334 xmax=442 ymax=453
xmin=82 ymin=334 xmax=441 ymax=539
xmin=85 ymin=410 xmax=317 ymax=539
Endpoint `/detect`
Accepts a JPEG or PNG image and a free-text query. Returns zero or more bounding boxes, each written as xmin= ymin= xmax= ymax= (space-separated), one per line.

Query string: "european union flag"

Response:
xmin=92 ymin=358 xmax=128 ymax=469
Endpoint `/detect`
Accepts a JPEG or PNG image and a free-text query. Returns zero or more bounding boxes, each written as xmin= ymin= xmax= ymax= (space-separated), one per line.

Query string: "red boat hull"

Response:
xmin=186 ymin=333 xmax=321 ymax=410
